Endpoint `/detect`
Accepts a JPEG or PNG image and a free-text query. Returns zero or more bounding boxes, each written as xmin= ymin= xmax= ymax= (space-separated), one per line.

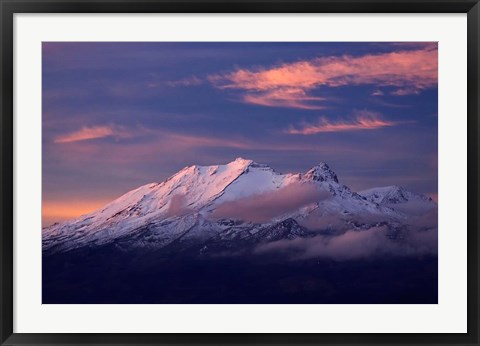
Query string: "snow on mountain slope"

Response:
xmin=42 ymin=158 xmax=433 ymax=254
xmin=209 ymin=161 xmax=297 ymax=203
xmin=358 ymin=185 xmax=436 ymax=215
xmin=42 ymin=158 xmax=255 ymax=251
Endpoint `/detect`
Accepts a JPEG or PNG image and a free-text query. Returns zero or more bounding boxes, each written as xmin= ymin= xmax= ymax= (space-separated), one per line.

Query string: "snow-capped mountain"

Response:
xmin=42 ymin=158 xmax=436 ymax=255
xmin=359 ymin=185 xmax=436 ymax=216
xmin=359 ymin=185 xmax=434 ymax=205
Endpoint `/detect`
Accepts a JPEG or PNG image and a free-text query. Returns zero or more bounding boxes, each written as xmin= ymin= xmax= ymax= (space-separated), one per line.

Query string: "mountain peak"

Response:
xmin=304 ymin=162 xmax=339 ymax=183
xmin=43 ymin=157 xmax=437 ymax=255
xmin=234 ymin=156 xmax=250 ymax=162
xmin=359 ymin=185 xmax=434 ymax=205
xmin=231 ymin=157 xmax=253 ymax=166
xmin=228 ymin=157 xmax=279 ymax=173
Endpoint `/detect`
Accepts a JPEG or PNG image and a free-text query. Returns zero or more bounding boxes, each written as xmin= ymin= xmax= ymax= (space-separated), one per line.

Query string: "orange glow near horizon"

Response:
xmin=42 ymin=200 xmax=110 ymax=227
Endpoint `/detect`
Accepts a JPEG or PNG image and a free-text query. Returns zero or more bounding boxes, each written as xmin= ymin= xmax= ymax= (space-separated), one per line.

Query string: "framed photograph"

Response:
xmin=1 ymin=0 xmax=479 ymax=345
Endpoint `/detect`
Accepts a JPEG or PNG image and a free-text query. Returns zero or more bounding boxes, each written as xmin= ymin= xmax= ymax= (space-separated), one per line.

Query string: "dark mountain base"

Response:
xmin=43 ymin=247 xmax=437 ymax=304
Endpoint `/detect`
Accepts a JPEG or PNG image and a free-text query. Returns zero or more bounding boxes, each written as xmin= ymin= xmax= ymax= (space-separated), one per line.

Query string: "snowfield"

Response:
xmin=43 ymin=158 xmax=437 ymax=255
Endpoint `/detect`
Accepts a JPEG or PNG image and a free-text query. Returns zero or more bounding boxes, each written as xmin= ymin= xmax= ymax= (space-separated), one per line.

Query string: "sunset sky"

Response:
xmin=42 ymin=42 xmax=438 ymax=227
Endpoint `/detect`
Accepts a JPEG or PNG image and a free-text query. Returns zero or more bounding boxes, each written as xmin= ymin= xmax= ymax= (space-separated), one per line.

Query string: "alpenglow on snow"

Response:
xmin=43 ymin=158 xmax=437 ymax=255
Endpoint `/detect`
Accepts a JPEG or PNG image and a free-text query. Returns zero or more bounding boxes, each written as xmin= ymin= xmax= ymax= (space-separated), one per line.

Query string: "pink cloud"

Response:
xmin=210 ymin=183 xmax=330 ymax=223
xmin=243 ymin=88 xmax=327 ymax=110
xmin=165 ymin=194 xmax=191 ymax=217
xmin=48 ymin=124 xmax=399 ymax=170
xmin=50 ymin=127 xmax=261 ymax=167
xmin=54 ymin=124 xmax=153 ymax=145
xmin=209 ymin=46 xmax=437 ymax=108
xmin=54 ymin=126 xmax=116 ymax=143
xmin=285 ymin=111 xmax=398 ymax=135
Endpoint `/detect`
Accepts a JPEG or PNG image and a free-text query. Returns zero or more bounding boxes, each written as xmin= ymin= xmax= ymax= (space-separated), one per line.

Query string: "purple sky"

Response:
xmin=42 ymin=42 xmax=438 ymax=226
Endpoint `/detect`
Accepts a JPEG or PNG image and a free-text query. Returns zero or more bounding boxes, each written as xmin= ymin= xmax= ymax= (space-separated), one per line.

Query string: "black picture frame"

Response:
xmin=1 ymin=1 xmax=479 ymax=345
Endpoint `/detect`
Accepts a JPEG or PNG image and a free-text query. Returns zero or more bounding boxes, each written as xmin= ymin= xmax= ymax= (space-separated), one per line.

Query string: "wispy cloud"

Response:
xmin=243 ymin=88 xmax=326 ymax=110
xmin=209 ymin=46 xmax=437 ymax=108
xmin=54 ymin=126 xmax=118 ymax=143
xmin=285 ymin=111 xmax=398 ymax=135
xmin=390 ymin=87 xmax=422 ymax=96
xmin=50 ymin=120 xmax=417 ymax=169
xmin=54 ymin=124 xmax=150 ymax=144
xmin=255 ymin=225 xmax=437 ymax=261
xmin=211 ymin=183 xmax=330 ymax=223
xmin=166 ymin=75 xmax=203 ymax=87
xmin=255 ymin=205 xmax=438 ymax=261
xmin=50 ymin=126 xmax=271 ymax=166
